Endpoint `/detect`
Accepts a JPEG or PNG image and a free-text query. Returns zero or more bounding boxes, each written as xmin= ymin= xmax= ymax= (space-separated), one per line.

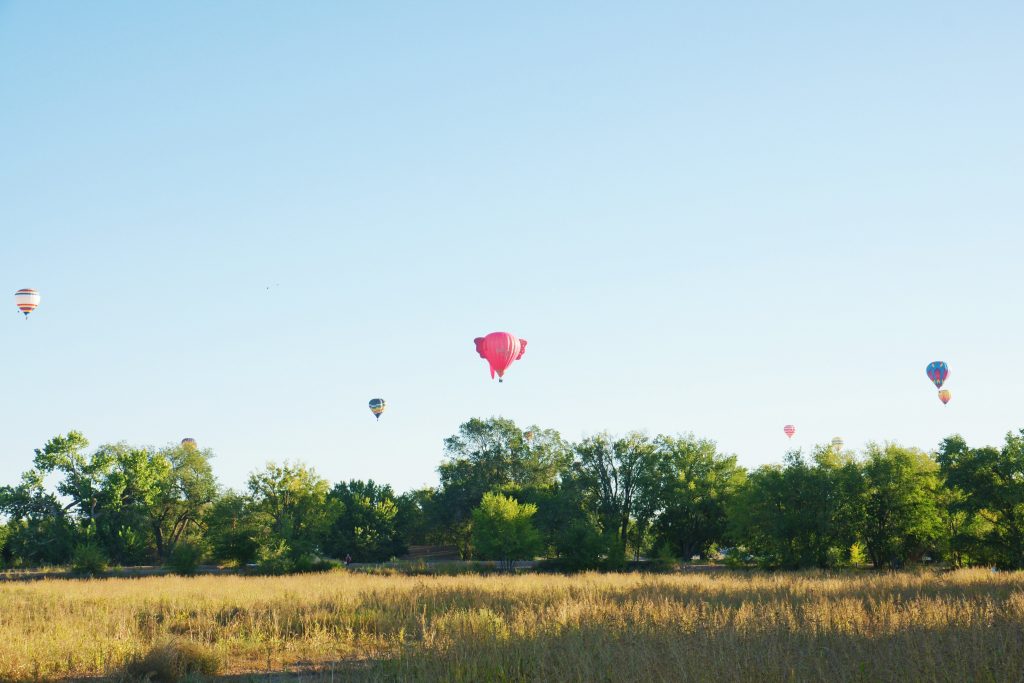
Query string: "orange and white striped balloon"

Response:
xmin=14 ymin=289 xmax=40 ymax=318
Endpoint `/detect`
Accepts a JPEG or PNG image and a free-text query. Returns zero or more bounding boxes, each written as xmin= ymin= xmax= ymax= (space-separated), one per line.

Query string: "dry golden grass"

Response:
xmin=1 ymin=568 xmax=1022 ymax=681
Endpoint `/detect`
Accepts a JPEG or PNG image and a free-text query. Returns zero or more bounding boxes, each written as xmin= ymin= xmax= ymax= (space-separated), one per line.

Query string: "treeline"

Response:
xmin=2 ymin=419 xmax=1024 ymax=572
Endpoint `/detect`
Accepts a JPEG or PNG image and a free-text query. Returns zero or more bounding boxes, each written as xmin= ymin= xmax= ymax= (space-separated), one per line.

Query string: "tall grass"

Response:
xmin=0 ymin=568 xmax=1022 ymax=681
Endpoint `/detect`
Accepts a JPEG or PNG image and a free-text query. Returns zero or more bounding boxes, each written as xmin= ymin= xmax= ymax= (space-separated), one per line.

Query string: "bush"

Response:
xmin=256 ymin=540 xmax=293 ymax=575
xmin=291 ymin=556 xmax=338 ymax=573
xmin=118 ymin=639 xmax=221 ymax=682
xmin=71 ymin=543 xmax=108 ymax=576
xmin=167 ymin=542 xmax=204 ymax=576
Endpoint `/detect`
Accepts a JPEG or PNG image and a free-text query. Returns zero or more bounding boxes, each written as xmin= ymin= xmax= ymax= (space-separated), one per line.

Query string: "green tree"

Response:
xmin=471 ymin=492 xmax=542 ymax=570
xmin=0 ymin=469 xmax=76 ymax=565
xmin=730 ymin=449 xmax=862 ymax=569
xmin=650 ymin=435 xmax=746 ymax=561
xmin=326 ymin=480 xmax=405 ymax=561
xmin=246 ymin=461 xmax=330 ymax=563
xmin=435 ymin=418 xmax=570 ymax=556
xmin=574 ymin=432 xmax=658 ymax=563
xmin=204 ymin=491 xmax=262 ymax=565
xmin=860 ymin=444 xmax=942 ymax=568
xmin=937 ymin=430 xmax=1024 ymax=568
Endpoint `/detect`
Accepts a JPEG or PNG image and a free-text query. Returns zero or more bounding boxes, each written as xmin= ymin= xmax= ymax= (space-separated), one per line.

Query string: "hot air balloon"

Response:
xmin=926 ymin=361 xmax=949 ymax=389
xmin=181 ymin=438 xmax=197 ymax=449
xmin=831 ymin=437 xmax=844 ymax=452
xmin=14 ymin=289 xmax=40 ymax=318
xmin=938 ymin=389 xmax=951 ymax=405
xmin=473 ymin=332 xmax=527 ymax=382
xmin=369 ymin=398 xmax=386 ymax=420
xmin=784 ymin=425 xmax=796 ymax=439
xmin=524 ymin=431 xmax=536 ymax=443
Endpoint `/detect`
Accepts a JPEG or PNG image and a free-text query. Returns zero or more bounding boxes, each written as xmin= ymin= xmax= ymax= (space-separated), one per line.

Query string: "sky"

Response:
xmin=1 ymin=1 xmax=1022 ymax=493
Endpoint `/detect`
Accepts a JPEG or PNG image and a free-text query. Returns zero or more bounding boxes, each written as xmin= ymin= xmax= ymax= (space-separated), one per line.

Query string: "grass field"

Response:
xmin=1 ymin=568 xmax=1022 ymax=681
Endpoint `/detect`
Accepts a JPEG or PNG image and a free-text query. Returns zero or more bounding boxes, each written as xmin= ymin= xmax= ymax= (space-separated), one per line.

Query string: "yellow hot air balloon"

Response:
xmin=938 ymin=390 xmax=951 ymax=405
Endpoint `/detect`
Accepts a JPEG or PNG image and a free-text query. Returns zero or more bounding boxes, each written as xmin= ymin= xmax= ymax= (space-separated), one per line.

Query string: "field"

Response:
xmin=1 ymin=568 xmax=1022 ymax=682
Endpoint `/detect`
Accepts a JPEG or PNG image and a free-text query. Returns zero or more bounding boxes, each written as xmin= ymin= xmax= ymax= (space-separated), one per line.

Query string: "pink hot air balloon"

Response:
xmin=784 ymin=425 xmax=796 ymax=439
xmin=473 ymin=332 xmax=527 ymax=382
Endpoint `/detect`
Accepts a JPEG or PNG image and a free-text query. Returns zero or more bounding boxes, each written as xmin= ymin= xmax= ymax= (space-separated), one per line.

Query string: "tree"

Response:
xmin=730 ymin=449 xmax=862 ymax=569
xmin=0 ymin=469 xmax=76 ymax=566
xmin=246 ymin=462 xmax=330 ymax=562
xmin=204 ymin=491 xmax=262 ymax=565
xmin=860 ymin=444 xmax=942 ymax=568
xmin=325 ymin=480 xmax=405 ymax=562
xmin=650 ymin=435 xmax=746 ymax=561
xmin=574 ymin=432 xmax=658 ymax=562
xmin=937 ymin=430 xmax=1024 ymax=568
xmin=435 ymin=418 xmax=570 ymax=556
xmin=471 ymin=492 xmax=542 ymax=570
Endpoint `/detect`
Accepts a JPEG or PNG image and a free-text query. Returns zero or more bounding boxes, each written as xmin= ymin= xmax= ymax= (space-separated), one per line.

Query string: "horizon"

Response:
xmin=2 ymin=1 xmax=1022 ymax=493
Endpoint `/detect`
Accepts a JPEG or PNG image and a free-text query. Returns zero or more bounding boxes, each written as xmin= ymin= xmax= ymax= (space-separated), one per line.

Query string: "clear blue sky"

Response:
xmin=1 ymin=1 xmax=1021 ymax=493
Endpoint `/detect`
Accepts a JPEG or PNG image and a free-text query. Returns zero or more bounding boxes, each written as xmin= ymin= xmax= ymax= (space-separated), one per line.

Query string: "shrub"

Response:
xmin=167 ymin=542 xmax=204 ymax=576
xmin=256 ymin=540 xmax=294 ymax=575
xmin=291 ymin=556 xmax=338 ymax=573
xmin=71 ymin=543 xmax=108 ymax=576
xmin=118 ymin=638 xmax=221 ymax=682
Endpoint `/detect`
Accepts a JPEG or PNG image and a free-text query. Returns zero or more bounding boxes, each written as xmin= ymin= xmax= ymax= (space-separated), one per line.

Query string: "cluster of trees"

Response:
xmin=2 ymin=418 xmax=1024 ymax=572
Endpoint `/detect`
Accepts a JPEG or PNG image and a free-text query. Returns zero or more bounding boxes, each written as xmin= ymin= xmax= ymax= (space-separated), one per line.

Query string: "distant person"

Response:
xmin=345 ymin=554 xmax=352 ymax=566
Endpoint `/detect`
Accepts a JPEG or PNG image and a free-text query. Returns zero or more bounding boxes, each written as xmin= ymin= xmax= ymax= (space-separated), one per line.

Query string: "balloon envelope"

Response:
xmin=369 ymin=398 xmax=386 ymax=420
xmin=474 ymin=332 xmax=527 ymax=382
xmin=14 ymin=289 xmax=40 ymax=318
xmin=784 ymin=425 xmax=796 ymax=439
xmin=926 ymin=361 xmax=949 ymax=389
xmin=938 ymin=389 xmax=951 ymax=405
xmin=831 ymin=437 xmax=844 ymax=451
xmin=181 ymin=438 xmax=197 ymax=449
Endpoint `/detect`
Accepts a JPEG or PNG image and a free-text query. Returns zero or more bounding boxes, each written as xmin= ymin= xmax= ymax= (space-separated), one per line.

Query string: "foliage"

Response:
xmin=71 ymin=542 xmax=108 ymax=576
xmin=325 ymin=480 xmax=405 ymax=562
xmin=471 ymin=492 xmax=542 ymax=570
xmin=8 ymin=421 xmax=1024 ymax=575
xmin=166 ymin=541 xmax=204 ymax=576
xmin=861 ymin=444 xmax=942 ymax=568
xmin=937 ymin=430 xmax=1024 ymax=568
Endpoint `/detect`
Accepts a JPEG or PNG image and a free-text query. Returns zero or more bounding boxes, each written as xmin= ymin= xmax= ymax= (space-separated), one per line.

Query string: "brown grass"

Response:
xmin=0 ymin=568 xmax=1021 ymax=681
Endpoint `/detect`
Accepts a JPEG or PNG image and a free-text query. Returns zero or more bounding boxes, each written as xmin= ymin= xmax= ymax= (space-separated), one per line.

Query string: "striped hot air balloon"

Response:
xmin=926 ymin=362 xmax=949 ymax=389
xmin=181 ymin=438 xmax=197 ymax=449
xmin=938 ymin=390 xmax=951 ymax=405
xmin=784 ymin=425 xmax=796 ymax=439
xmin=473 ymin=332 xmax=527 ymax=382
xmin=831 ymin=437 xmax=844 ymax=452
xmin=369 ymin=398 xmax=386 ymax=420
xmin=14 ymin=289 xmax=40 ymax=318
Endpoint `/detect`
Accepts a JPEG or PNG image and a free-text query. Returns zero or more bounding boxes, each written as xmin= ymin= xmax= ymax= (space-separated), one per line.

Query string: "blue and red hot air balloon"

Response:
xmin=474 ymin=332 xmax=527 ymax=382
xmin=926 ymin=362 xmax=949 ymax=389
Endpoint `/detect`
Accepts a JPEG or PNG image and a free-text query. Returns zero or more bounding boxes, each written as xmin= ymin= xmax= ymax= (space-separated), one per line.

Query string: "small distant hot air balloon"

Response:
xmin=14 ymin=289 xmax=40 ymax=318
xmin=181 ymin=438 xmax=197 ymax=449
xmin=524 ymin=431 xmax=536 ymax=443
xmin=474 ymin=332 xmax=527 ymax=382
xmin=784 ymin=425 xmax=796 ymax=439
xmin=369 ymin=398 xmax=386 ymax=420
xmin=926 ymin=362 xmax=949 ymax=389
xmin=938 ymin=389 xmax=951 ymax=405
xmin=831 ymin=437 xmax=844 ymax=452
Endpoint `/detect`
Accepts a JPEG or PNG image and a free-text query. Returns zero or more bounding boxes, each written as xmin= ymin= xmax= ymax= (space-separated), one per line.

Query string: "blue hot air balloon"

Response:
xmin=926 ymin=361 xmax=949 ymax=389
